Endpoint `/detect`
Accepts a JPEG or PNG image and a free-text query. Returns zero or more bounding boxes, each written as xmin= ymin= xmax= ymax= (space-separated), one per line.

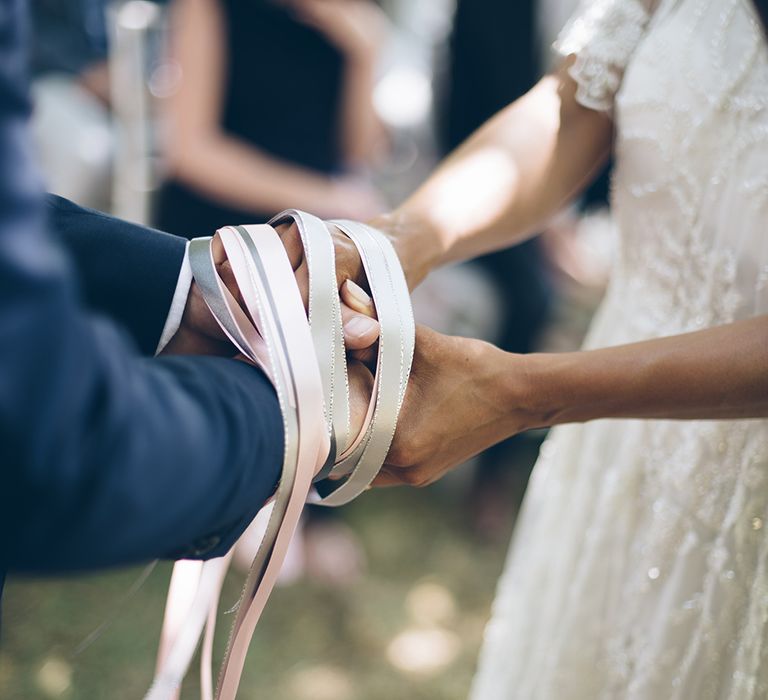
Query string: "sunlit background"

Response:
xmin=2 ymin=0 xmax=615 ymax=697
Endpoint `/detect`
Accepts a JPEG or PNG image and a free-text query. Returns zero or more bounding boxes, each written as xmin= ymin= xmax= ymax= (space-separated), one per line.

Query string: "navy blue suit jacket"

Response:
xmin=0 ymin=0 xmax=283 ymax=588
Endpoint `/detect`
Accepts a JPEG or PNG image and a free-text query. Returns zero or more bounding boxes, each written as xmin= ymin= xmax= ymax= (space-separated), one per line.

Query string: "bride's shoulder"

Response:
xmin=553 ymin=0 xmax=662 ymax=113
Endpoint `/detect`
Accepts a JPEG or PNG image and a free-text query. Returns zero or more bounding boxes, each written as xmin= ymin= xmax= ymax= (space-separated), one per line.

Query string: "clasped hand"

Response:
xmin=166 ymin=221 xmax=535 ymax=488
xmin=281 ymin=221 xmax=537 ymax=488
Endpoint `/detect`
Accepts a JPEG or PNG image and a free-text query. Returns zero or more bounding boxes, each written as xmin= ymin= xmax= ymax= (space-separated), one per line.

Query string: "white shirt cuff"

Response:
xmin=155 ymin=241 xmax=193 ymax=355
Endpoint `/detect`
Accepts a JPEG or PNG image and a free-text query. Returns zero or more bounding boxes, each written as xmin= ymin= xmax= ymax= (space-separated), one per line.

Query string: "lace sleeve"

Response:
xmin=554 ymin=0 xmax=656 ymax=113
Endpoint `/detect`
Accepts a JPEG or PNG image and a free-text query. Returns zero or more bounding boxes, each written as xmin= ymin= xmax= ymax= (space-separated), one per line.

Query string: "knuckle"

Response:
xmin=386 ymin=443 xmax=411 ymax=469
xmin=401 ymin=466 xmax=427 ymax=487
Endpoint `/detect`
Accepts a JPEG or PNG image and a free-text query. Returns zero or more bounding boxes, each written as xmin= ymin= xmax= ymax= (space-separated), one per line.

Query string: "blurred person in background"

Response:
xmin=28 ymin=0 xmax=114 ymax=210
xmin=155 ymin=0 xmax=389 ymax=240
xmin=437 ymin=0 xmax=554 ymax=537
xmin=439 ymin=0 xmax=552 ymax=360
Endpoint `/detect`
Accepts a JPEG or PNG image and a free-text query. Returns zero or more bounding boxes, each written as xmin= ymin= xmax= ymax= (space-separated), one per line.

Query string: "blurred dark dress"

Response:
xmin=155 ymin=0 xmax=346 ymax=239
xmin=438 ymin=0 xmax=551 ymax=356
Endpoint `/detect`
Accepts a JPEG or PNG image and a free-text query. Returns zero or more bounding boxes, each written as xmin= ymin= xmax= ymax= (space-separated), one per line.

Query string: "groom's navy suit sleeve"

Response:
xmin=46 ymin=194 xmax=187 ymax=356
xmin=0 ymin=0 xmax=282 ymax=573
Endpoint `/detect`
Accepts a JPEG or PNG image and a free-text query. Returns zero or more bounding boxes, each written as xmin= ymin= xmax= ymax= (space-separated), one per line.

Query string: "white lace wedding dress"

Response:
xmin=470 ymin=1 xmax=768 ymax=698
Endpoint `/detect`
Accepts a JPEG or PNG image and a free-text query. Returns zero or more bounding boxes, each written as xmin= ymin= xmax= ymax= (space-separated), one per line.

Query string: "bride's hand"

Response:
xmin=277 ymin=211 xmax=427 ymax=295
xmin=276 ymin=221 xmax=383 ymax=354
xmin=276 ymin=213 xmax=429 ymax=360
xmin=375 ymin=327 xmax=537 ymax=488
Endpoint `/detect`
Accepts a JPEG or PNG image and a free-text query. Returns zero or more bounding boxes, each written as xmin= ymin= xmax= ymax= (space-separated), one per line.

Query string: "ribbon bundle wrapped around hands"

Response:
xmin=146 ymin=210 xmax=415 ymax=700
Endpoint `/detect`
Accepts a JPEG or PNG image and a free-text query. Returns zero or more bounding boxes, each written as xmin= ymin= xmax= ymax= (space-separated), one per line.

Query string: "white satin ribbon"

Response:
xmin=146 ymin=212 xmax=414 ymax=700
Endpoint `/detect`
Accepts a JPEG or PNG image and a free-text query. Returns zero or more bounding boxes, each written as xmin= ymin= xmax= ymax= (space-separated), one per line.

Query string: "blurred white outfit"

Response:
xmin=471 ymin=1 xmax=768 ymax=698
xmin=31 ymin=75 xmax=113 ymax=210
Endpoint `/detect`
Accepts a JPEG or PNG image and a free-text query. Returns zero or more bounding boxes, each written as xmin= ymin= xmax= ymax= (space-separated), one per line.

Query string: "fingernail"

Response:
xmin=344 ymin=315 xmax=379 ymax=338
xmin=345 ymin=280 xmax=372 ymax=307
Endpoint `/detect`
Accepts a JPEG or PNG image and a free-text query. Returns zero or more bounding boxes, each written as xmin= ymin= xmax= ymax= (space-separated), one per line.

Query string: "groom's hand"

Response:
xmin=373 ymin=327 xmax=538 ymax=488
xmin=161 ymin=264 xmax=238 ymax=357
xmin=165 ymin=229 xmax=383 ymax=357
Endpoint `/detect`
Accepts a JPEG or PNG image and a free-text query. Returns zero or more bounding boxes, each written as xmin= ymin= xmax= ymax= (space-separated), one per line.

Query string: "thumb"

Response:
xmin=341 ymin=279 xmax=376 ymax=318
xmin=341 ymin=279 xmax=379 ymax=352
xmin=342 ymin=303 xmax=379 ymax=351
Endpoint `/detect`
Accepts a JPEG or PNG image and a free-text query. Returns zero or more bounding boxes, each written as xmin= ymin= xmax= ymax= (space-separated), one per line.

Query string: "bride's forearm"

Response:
xmin=381 ymin=317 xmax=766 ymax=487
xmin=373 ymin=61 xmax=613 ymax=287
xmin=516 ymin=316 xmax=768 ymax=429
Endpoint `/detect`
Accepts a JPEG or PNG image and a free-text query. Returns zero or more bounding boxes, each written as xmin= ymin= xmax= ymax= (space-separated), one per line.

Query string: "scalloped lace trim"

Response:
xmin=554 ymin=0 xmax=652 ymax=112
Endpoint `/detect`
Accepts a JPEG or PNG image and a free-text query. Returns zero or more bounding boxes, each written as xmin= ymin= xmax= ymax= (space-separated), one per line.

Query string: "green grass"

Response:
xmin=1 ymin=459 xmax=533 ymax=700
